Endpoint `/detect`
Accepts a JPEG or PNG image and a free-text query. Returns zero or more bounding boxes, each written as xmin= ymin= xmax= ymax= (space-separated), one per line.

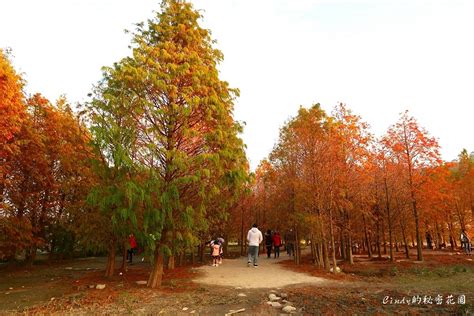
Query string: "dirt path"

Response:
xmin=193 ymin=255 xmax=332 ymax=288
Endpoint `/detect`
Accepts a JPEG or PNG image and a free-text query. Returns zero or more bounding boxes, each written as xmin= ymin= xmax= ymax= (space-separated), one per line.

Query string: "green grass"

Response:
xmin=392 ymin=265 xmax=474 ymax=293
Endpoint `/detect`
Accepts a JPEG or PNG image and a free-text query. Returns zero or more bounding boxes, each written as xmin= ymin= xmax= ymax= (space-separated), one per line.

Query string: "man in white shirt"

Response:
xmin=247 ymin=223 xmax=263 ymax=267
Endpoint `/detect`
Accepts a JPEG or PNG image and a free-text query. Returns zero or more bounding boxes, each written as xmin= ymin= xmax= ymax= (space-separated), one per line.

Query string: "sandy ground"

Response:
xmin=193 ymin=254 xmax=331 ymax=288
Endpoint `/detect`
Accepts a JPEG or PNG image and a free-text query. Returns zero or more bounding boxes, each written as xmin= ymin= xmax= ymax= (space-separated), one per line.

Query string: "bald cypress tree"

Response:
xmin=88 ymin=0 xmax=247 ymax=287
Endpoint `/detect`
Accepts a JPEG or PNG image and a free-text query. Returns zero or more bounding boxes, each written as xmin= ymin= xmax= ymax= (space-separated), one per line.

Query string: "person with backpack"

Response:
xmin=211 ymin=239 xmax=221 ymax=266
xmin=217 ymin=237 xmax=225 ymax=264
xmin=460 ymin=230 xmax=472 ymax=255
xmin=273 ymin=231 xmax=282 ymax=258
xmin=264 ymin=230 xmax=273 ymax=258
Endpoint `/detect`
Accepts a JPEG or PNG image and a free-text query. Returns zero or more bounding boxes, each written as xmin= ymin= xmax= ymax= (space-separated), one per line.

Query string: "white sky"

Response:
xmin=1 ymin=0 xmax=473 ymax=170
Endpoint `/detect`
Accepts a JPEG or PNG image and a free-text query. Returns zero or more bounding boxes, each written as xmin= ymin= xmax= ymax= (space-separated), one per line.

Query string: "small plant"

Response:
xmin=118 ymin=291 xmax=134 ymax=313
xmin=434 ymin=267 xmax=451 ymax=277
xmin=390 ymin=267 xmax=398 ymax=276
xmin=452 ymin=265 xmax=470 ymax=273
xmin=168 ymin=279 xmax=177 ymax=288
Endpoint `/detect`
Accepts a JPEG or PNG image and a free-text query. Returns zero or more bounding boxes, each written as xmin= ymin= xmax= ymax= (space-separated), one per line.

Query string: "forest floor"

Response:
xmin=1 ymin=248 xmax=473 ymax=315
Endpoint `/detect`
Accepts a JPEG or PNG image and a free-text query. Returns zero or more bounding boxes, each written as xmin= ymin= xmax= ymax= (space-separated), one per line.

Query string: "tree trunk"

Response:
xmin=340 ymin=230 xmax=345 ymax=260
xmin=450 ymin=235 xmax=456 ymax=249
xmin=148 ymin=244 xmax=164 ymax=288
xmin=0 ymin=169 xmax=6 ymax=206
xmin=317 ymin=243 xmax=323 ymax=268
xmin=447 ymin=213 xmax=456 ymax=249
xmin=435 ymin=222 xmax=441 ymax=250
xmin=121 ymin=240 xmax=127 ymax=271
xmin=178 ymin=251 xmax=185 ymax=267
xmin=191 ymin=246 xmax=196 ymax=264
xmin=294 ymin=226 xmax=300 ymax=265
xmin=346 ymin=229 xmax=354 ymax=264
xmin=223 ymin=234 xmax=229 ymax=257
xmin=403 ymin=121 xmax=422 ymax=261
xmin=167 ymin=255 xmax=175 ymax=270
xmin=400 ymin=218 xmax=409 ymax=259
xmin=199 ymin=242 xmax=205 ymax=263
xmin=382 ymin=218 xmax=387 ymax=255
xmin=310 ymin=231 xmax=316 ymax=264
xmin=318 ymin=210 xmax=330 ymax=271
xmin=105 ymin=242 xmax=116 ymax=278
xmin=376 ymin=218 xmax=382 ymax=258
xmin=383 ymin=177 xmax=394 ymax=261
xmin=363 ymin=214 xmax=372 ymax=258
xmin=329 ymin=208 xmax=338 ymax=273
xmin=25 ymin=246 xmax=37 ymax=266
xmin=345 ymin=210 xmax=353 ymax=264
xmin=412 ymin=196 xmax=423 ymax=261
xmin=240 ymin=206 xmax=245 ymax=256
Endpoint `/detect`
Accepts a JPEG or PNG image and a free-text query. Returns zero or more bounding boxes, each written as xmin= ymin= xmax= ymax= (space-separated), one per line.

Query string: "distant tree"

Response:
xmin=0 ymin=49 xmax=26 ymax=207
xmin=382 ymin=111 xmax=441 ymax=261
xmin=1 ymin=91 xmax=96 ymax=263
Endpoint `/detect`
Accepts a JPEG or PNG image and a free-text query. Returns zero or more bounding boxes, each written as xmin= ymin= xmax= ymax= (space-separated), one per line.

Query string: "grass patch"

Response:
xmin=405 ymin=265 xmax=472 ymax=277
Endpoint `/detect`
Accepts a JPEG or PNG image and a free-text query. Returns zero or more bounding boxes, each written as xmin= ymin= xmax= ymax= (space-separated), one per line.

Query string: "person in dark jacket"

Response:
xmin=285 ymin=229 xmax=296 ymax=256
xmin=461 ymin=230 xmax=472 ymax=255
xmin=264 ymin=230 xmax=273 ymax=258
xmin=272 ymin=231 xmax=282 ymax=258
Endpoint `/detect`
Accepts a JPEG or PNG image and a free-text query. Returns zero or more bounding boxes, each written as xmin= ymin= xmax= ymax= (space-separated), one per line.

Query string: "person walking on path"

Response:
xmin=265 ymin=230 xmax=273 ymax=258
xmin=273 ymin=231 xmax=282 ymax=258
xmin=247 ymin=224 xmax=263 ymax=267
xmin=211 ymin=239 xmax=221 ymax=266
xmin=127 ymin=234 xmax=137 ymax=263
xmin=285 ymin=229 xmax=296 ymax=257
xmin=217 ymin=237 xmax=225 ymax=264
xmin=460 ymin=230 xmax=472 ymax=255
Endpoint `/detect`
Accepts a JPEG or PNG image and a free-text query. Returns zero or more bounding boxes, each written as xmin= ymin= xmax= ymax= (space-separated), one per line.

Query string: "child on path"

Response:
xmin=211 ymin=239 xmax=221 ymax=266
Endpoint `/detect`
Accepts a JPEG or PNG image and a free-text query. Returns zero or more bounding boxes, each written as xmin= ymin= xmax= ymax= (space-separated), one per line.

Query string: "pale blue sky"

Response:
xmin=1 ymin=0 xmax=473 ymax=170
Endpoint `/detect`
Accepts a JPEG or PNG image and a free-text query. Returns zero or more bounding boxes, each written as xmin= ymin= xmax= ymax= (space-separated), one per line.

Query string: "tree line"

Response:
xmin=244 ymin=103 xmax=473 ymax=271
xmin=1 ymin=0 xmax=248 ymax=288
xmin=1 ymin=0 xmax=472 ymax=287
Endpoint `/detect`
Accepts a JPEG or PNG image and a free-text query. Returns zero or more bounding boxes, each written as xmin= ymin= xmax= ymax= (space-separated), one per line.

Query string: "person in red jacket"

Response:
xmin=273 ymin=231 xmax=282 ymax=258
xmin=127 ymin=234 xmax=138 ymax=263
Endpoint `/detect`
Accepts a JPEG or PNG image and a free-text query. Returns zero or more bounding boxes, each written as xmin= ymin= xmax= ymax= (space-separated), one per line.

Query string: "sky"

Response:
xmin=1 ymin=0 xmax=473 ymax=170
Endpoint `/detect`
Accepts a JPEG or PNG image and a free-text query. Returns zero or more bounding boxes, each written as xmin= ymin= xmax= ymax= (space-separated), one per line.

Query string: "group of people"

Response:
xmin=246 ymin=224 xmax=295 ymax=267
xmin=425 ymin=229 xmax=472 ymax=255
xmin=264 ymin=229 xmax=282 ymax=258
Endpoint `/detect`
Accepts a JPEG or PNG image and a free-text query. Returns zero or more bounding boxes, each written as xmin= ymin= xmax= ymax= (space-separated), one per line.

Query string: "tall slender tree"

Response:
xmin=382 ymin=111 xmax=441 ymax=261
xmin=88 ymin=0 xmax=247 ymax=287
